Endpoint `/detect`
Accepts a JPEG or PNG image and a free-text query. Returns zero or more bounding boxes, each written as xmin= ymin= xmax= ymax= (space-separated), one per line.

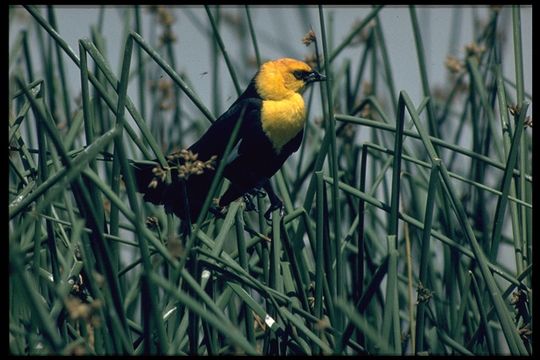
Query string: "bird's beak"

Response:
xmin=305 ymin=70 xmax=326 ymax=83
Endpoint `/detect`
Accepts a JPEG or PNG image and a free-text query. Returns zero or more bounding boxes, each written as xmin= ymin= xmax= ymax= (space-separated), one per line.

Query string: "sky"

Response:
xmin=9 ymin=5 xmax=532 ymax=118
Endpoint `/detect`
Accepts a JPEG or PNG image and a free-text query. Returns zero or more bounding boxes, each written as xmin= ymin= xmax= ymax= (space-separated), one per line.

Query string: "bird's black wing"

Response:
xmin=189 ymin=98 xmax=263 ymax=161
xmin=219 ymin=122 xmax=304 ymax=207
xmin=130 ymin=97 xmax=262 ymax=219
xmin=268 ymin=128 xmax=304 ymax=176
xmin=224 ymin=114 xmax=305 ymax=187
xmin=280 ymin=129 xmax=304 ymax=158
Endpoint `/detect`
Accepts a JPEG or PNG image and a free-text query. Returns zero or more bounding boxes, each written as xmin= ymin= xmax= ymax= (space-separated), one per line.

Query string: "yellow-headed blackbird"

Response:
xmin=132 ymin=58 xmax=325 ymax=221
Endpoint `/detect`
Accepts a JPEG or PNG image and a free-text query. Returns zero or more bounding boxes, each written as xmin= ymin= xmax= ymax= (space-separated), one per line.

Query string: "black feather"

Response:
xmin=132 ymin=73 xmax=306 ymax=220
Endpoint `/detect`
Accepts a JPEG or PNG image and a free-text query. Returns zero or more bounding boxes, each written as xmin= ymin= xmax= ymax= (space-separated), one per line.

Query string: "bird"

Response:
xmin=131 ymin=57 xmax=326 ymax=223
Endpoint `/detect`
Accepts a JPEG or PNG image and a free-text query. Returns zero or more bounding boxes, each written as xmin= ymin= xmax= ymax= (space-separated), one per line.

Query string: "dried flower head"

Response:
xmin=65 ymin=297 xmax=103 ymax=326
xmin=508 ymin=104 xmax=520 ymax=117
xmin=152 ymin=165 xmax=168 ymax=182
xmin=253 ymin=313 xmax=267 ymax=331
xmin=157 ymin=6 xmax=175 ymax=26
xmin=156 ymin=78 xmax=175 ymax=110
xmin=145 ymin=216 xmax=159 ymax=229
xmin=302 ymin=30 xmax=317 ymax=46
xmin=179 ymin=149 xmax=199 ymax=162
xmin=518 ymin=325 xmax=532 ymax=340
xmin=69 ymin=274 xmax=85 ymax=297
xmin=148 ymin=178 xmax=159 ymax=189
xmin=157 ymin=79 xmax=173 ymax=97
xmin=416 ymin=282 xmax=433 ymax=304
xmin=148 ymin=150 xmax=219 ymax=187
xmin=178 ymin=157 xmax=217 ymax=179
xmin=167 ymin=149 xmax=181 ymax=161
xmin=511 ymin=289 xmax=527 ymax=306
xmin=160 ymin=101 xmax=174 ymax=111
xmin=65 ymin=297 xmax=91 ymax=320
xmin=465 ymin=42 xmax=486 ymax=59
xmin=445 ymin=55 xmax=463 ymax=74
xmin=171 ymin=149 xmax=218 ymax=180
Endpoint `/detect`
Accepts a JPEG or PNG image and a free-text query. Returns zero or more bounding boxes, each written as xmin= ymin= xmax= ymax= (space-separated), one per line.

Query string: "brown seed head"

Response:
xmin=445 ymin=55 xmax=463 ymax=74
xmin=302 ymin=30 xmax=317 ymax=46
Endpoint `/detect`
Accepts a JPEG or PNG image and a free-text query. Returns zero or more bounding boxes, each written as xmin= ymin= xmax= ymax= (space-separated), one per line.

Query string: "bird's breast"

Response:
xmin=260 ymin=94 xmax=305 ymax=153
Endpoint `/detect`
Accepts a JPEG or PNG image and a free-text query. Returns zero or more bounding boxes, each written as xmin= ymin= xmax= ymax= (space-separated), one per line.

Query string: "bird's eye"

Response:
xmin=293 ymin=70 xmax=305 ymax=80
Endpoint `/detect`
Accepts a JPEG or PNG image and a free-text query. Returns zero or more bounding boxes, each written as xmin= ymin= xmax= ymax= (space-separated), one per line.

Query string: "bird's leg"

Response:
xmin=209 ymin=198 xmax=227 ymax=218
xmin=242 ymin=186 xmax=267 ymax=212
xmin=262 ymin=179 xmax=284 ymax=222
xmin=242 ymin=194 xmax=257 ymax=212
xmin=212 ymin=183 xmax=246 ymax=217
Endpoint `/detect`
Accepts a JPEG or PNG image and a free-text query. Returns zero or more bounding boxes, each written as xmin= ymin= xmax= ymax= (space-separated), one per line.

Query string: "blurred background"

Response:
xmin=9 ymin=5 xmax=533 ymax=355
xmin=9 ymin=5 xmax=532 ymax=126
xmin=8 ymin=3 xmax=533 ymax=277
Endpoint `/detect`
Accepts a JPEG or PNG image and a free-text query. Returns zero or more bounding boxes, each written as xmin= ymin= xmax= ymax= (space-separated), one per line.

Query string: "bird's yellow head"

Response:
xmin=255 ymin=58 xmax=326 ymax=100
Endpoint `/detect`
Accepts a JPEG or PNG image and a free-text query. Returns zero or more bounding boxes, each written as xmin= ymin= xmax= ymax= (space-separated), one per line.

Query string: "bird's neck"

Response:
xmin=260 ymin=93 xmax=305 ymax=152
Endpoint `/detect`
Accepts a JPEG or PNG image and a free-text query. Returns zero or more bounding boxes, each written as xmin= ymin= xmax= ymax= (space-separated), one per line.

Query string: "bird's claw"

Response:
xmin=209 ymin=204 xmax=227 ymax=219
xmin=264 ymin=202 xmax=284 ymax=224
xmin=243 ymin=195 xmax=258 ymax=212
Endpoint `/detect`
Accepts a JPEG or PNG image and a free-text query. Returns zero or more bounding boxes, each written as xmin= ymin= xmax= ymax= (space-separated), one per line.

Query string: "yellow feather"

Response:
xmin=261 ymin=94 xmax=305 ymax=152
xmin=255 ymin=58 xmax=312 ymax=100
xmin=255 ymin=58 xmax=312 ymax=152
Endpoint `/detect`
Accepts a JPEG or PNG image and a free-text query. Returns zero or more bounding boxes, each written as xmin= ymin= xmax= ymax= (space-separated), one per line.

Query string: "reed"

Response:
xmin=9 ymin=5 xmax=531 ymax=355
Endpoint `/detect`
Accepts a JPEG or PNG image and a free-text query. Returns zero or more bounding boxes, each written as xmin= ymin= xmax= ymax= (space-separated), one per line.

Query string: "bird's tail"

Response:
xmin=129 ymin=159 xmax=214 ymax=221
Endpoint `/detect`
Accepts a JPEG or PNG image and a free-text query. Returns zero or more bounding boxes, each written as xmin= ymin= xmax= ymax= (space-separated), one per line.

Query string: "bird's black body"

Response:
xmin=131 ymin=57 xmax=325 ymax=221
xmin=131 ymin=78 xmax=303 ymax=221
